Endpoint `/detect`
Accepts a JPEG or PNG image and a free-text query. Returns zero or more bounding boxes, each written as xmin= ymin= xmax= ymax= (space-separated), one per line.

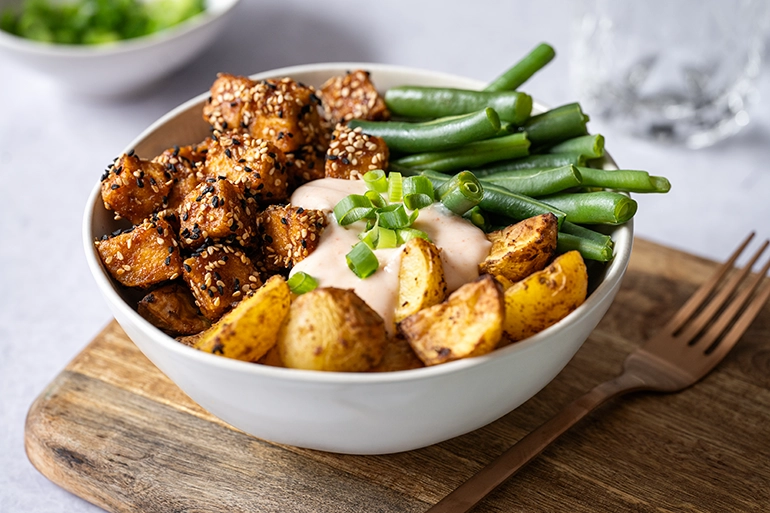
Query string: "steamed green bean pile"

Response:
xmin=347 ymin=42 xmax=670 ymax=262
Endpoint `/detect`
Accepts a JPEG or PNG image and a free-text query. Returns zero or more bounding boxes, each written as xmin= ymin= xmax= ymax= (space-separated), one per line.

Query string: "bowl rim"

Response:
xmin=83 ymin=61 xmax=633 ymax=385
xmin=0 ymin=0 xmax=240 ymax=56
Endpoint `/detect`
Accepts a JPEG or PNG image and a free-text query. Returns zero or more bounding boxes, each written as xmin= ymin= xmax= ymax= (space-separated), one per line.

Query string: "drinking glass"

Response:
xmin=572 ymin=0 xmax=768 ymax=148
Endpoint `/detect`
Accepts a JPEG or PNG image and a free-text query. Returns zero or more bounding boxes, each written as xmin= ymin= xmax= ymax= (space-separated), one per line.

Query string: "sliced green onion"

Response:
xmin=435 ymin=171 xmax=483 ymax=216
xmin=359 ymin=225 xmax=379 ymax=248
xmin=378 ymin=203 xmax=412 ymax=229
xmin=364 ymin=190 xmax=387 ymax=208
xmin=346 ymin=242 xmax=380 ymax=278
xmin=463 ymin=206 xmax=489 ymax=231
xmin=376 ymin=227 xmax=398 ymax=249
xmin=388 ymin=171 xmax=403 ymax=202
xmin=333 ymin=194 xmax=375 ymax=226
xmin=397 ymin=227 xmax=431 ymax=244
xmin=287 ymin=272 xmax=319 ymax=295
xmin=363 ymin=169 xmax=388 ymax=192
xmin=402 ymin=175 xmax=436 ymax=210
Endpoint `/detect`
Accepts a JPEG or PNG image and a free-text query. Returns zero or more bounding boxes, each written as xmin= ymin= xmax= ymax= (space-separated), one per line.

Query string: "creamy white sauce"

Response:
xmin=290 ymin=178 xmax=491 ymax=333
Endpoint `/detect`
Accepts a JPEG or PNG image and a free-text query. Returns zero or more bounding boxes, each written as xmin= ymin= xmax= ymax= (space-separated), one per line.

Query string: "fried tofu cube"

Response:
xmin=96 ymin=217 xmax=183 ymax=288
xmin=320 ymin=69 xmax=390 ymax=124
xmin=178 ymin=179 xmax=257 ymax=249
xmin=100 ymin=153 xmax=173 ymax=224
xmin=138 ymin=283 xmax=211 ymax=335
xmin=255 ymin=204 xmax=327 ymax=271
xmin=202 ymin=73 xmax=255 ymax=132
xmin=285 ymin=144 xmax=326 ymax=187
xmin=202 ymin=74 xmax=324 ymax=154
xmin=183 ymin=244 xmax=263 ymax=320
xmin=325 ymin=124 xmax=389 ymax=179
xmin=203 ymin=132 xmax=289 ymax=204
xmin=152 ymin=140 xmax=210 ymax=210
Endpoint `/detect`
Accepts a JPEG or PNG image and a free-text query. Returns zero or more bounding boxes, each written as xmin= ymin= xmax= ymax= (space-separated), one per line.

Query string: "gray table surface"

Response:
xmin=1 ymin=1 xmax=769 ymax=511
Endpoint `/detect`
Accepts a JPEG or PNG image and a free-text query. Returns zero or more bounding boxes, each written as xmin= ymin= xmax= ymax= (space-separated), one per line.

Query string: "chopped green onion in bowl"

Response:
xmin=0 ymin=0 xmax=205 ymax=45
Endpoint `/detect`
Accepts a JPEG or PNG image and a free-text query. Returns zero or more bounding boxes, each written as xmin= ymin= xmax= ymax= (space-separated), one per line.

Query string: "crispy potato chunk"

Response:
xmin=203 ymin=74 xmax=324 ymax=154
xmin=399 ymin=275 xmax=504 ymax=366
xmin=319 ymin=69 xmax=390 ymax=124
xmin=257 ymin=344 xmax=284 ymax=367
xmin=152 ymin=140 xmax=210 ymax=210
xmin=325 ymin=124 xmax=389 ymax=179
xmin=178 ymin=179 xmax=256 ymax=249
xmin=100 ymin=153 xmax=173 ymax=224
xmin=278 ymin=288 xmax=387 ymax=372
xmin=255 ymin=204 xmax=327 ymax=271
xmin=96 ymin=217 xmax=183 ymax=288
xmin=194 ymin=276 xmax=291 ymax=362
xmin=480 ymin=213 xmax=558 ymax=283
xmin=183 ymin=244 xmax=262 ymax=321
xmin=369 ymin=334 xmax=424 ymax=372
xmin=138 ymin=283 xmax=210 ymax=335
xmin=503 ymin=250 xmax=588 ymax=342
xmin=204 ymin=132 xmax=289 ymax=204
xmin=395 ymin=238 xmax=447 ymax=323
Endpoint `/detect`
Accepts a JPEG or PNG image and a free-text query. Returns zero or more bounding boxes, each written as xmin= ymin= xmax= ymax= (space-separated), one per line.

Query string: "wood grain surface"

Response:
xmin=25 ymin=238 xmax=770 ymax=512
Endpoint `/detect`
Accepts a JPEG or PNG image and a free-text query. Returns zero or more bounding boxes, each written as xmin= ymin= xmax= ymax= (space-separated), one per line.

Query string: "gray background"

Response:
xmin=1 ymin=0 xmax=768 ymax=511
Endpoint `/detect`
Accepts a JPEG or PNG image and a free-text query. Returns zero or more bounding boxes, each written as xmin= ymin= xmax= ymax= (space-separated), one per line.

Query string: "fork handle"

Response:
xmin=426 ymin=372 xmax=647 ymax=513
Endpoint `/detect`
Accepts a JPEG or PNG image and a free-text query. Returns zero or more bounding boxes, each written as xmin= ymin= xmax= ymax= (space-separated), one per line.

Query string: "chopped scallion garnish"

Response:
xmin=388 ymin=171 xmax=403 ymax=203
xmin=346 ymin=242 xmax=380 ymax=278
xmin=363 ymin=169 xmax=388 ymax=193
xmin=402 ymin=175 xmax=435 ymax=210
xmin=287 ymin=272 xmax=319 ymax=294
xmin=333 ymin=194 xmax=375 ymax=226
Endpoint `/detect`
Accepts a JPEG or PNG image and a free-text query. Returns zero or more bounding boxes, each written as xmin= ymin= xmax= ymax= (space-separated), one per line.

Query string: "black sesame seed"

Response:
xmin=184 ymin=264 xmax=192 ymax=272
xmin=110 ymin=184 xmax=120 ymax=190
xmin=224 ymin=148 xmax=232 ymax=158
xmin=164 ymin=256 xmax=171 ymax=266
xmin=280 ymin=217 xmax=288 ymax=225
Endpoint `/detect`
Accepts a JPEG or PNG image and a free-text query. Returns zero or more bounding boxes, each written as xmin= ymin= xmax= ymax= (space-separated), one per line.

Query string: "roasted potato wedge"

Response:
xmin=194 ymin=275 xmax=291 ymax=362
xmin=399 ymin=275 xmax=504 ymax=366
xmin=369 ymin=334 xmax=424 ymax=372
xmin=395 ymin=238 xmax=447 ymax=323
xmin=503 ymin=250 xmax=588 ymax=342
xmin=480 ymin=213 xmax=558 ymax=283
xmin=278 ymin=287 xmax=386 ymax=372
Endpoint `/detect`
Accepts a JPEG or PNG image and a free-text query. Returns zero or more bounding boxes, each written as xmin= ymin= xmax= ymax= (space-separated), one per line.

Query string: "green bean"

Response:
xmin=384 ymin=87 xmax=533 ymax=124
xmin=548 ymin=134 xmax=604 ymax=159
xmin=521 ymin=103 xmax=589 ymax=145
xmin=484 ymin=42 xmax=556 ymax=92
xmin=347 ymin=108 xmax=500 ymax=154
xmin=577 ymin=167 xmax=671 ymax=193
xmin=482 ymin=165 xmax=583 ymax=197
xmin=540 ymin=191 xmax=637 ymax=225
xmin=473 ymin=153 xmax=587 ymax=175
xmin=560 ymin=221 xmax=614 ymax=247
xmin=422 ymin=170 xmax=566 ymax=227
xmin=557 ymin=232 xmax=614 ymax=262
xmin=393 ymin=133 xmax=530 ymax=172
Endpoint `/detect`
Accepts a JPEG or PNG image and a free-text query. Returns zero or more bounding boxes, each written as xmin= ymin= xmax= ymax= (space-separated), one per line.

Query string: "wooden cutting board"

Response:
xmin=25 ymin=238 xmax=770 ymax=512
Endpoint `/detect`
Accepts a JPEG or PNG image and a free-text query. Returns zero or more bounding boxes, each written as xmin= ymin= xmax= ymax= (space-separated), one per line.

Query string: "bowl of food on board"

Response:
xmin=83 ymin=44 xmax=670 ymax=454
xmin=0 ymin=0 xmax=240 ymax=96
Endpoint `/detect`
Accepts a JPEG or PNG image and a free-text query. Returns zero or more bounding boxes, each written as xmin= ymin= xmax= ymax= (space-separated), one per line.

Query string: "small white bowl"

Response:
xmin=84 ymin=63 xmax=633 ymax=454
xmin=0 ymin=0 xmax=239 ymax=96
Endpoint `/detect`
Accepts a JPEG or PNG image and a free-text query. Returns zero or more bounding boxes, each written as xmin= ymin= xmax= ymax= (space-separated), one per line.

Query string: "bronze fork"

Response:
xmin=428 ymin=233 xmax=770 ymax=513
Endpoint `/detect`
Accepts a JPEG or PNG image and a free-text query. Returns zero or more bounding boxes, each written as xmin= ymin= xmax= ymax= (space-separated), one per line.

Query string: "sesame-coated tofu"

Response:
xmin=100 ymin=153 xmax=173 ymax=224
xmin=320 ymin=70 xmax=390 ymax=124
xmin=138 ymin=283 xmax=211 ymax=335
xmin=285 ymin=144 xmax=326 ymax=187
xmin=255 ymin=205 xmax=327 ymax=271
xmin=95 ymin=217 xmax=183 ymax=288
xmin=203 ymin=132 xmax=289 ymax=204
xmin=178 ymin=179 xmax=256 ymax=249
xmin=202 ymin=73 xmax=324 ymax=154
xmin=152 ymin=140 xmax=210 ymax=210
xmin=183 ymin=244 xmax=263 ymax=320
xmin=325 ymin=125 xmax=389 ymax=179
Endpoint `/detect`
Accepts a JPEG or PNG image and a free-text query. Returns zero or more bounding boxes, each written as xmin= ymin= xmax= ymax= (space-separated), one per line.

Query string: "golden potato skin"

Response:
xmin=503 ymin=250 xmax=588 ymax=342
xmin=138 ymin=283 xmax=210 ymax=335
xmin=369 ymin=334 xmax=424 ymax=372
xmin=395 ymin=238 xmax=447 ymax=323
xmin=278 ymin=288 xmax=387 ymax=372
xmin=399 ymin=275 xmax=504 ymax=366
xmin=480 ymin=213 xmax=558 ymax=283
xmin=194 ymin=276 xmax=291 ymax=362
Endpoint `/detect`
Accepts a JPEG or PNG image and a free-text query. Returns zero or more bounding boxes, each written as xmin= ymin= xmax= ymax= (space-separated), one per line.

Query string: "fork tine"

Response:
xmin=664 ymin=232 xmax=758 ymax=335
xmin=698 ymin=252 xmax=770 ymax=362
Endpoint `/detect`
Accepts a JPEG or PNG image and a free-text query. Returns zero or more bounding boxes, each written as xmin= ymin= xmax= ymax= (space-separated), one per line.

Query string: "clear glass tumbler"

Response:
xmin=572 ymin=0 xmax=768 ymax=148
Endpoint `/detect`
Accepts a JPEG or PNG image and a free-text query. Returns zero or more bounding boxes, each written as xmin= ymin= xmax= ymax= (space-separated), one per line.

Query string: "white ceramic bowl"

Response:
xmin=0 ymin=0 xmax=239 ymax=96
xmin=83 ymin=63 xmax=633 ymax=455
